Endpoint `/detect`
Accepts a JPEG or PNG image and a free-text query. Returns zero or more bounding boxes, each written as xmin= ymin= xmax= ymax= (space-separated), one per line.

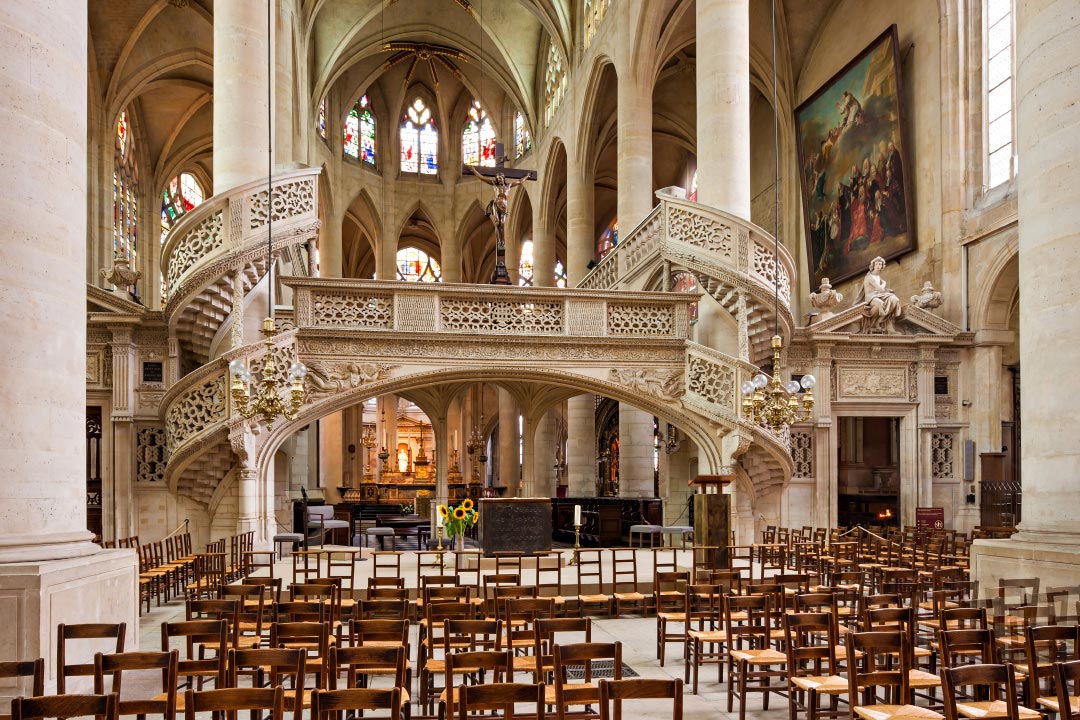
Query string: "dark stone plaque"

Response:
xmin=479 ymin=499 xmax=552 ymax=557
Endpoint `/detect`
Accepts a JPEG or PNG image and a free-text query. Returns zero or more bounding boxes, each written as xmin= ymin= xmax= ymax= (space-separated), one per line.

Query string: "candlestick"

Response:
xmin=569 ymin=523 xmax=582 ymax=565
xmin=436 ymin=511 xmax=444 ymax=528
xmin=574 ymin=504 xmax=582 ymax=526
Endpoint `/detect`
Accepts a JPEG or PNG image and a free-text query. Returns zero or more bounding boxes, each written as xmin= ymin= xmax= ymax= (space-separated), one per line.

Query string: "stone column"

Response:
xmin=973 ymin=0 xmax=1080 ymax=588
xmin=663 ymin=425 xmax=694 ymax=526
xmin=567 ymin=396 xmax=596 ymax=498
xmin=565 ymin=161 xmax=596 ymax=499
xmin=695 ymin=0 xmax=750 ymax=216
xmin=0 ymin=0 xmax=138 ymax=695
xmin=433 ymin=417 xmax=449 ymax=526
xmin=236 ymin=467 xmax=259 ymax=537
xmin=441 ymin=231 xmax=462 ymax=283
xmin=318 ymin=412 xmax=343 ymax=502
xmin=214 ymin=0 xmax=271 ymax=192
xmin=497 ymin=390 xmax=518 ymax=494
xmin=109 ymin=328 xmax=136 ymax=540
xmin=532 ymin=191 xmax=554 ymax=288
xmin=617 ymin=71 xmax=654 ymax=229
xmin=618 ymin=407 xmax=655 ymax=498
xmin=520 ymin=414 xmax=536 ymax=497
xmin=532 ymin=410 xmax=558 ymax=498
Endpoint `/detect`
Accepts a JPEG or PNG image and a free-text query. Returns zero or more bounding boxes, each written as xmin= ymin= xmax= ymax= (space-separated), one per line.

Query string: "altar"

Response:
xmin=478 ymin=498 xmax=552 ymax=556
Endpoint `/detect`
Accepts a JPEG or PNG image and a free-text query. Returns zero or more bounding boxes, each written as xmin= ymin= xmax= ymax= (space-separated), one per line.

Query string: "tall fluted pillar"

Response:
xmin=972 ymin=0 xmax=1080 ymax=588
xmin=566 ymin=163 xmax=596 ymax=498
xmin=533 ymin=410 xmax=558 ymax=498
xmin=695 ymin=0 xmax=750 ymax=217
xmin=214 ymin=0 xmax=271 ymax=191
xmin=567 ymin=396 xmax=597 ymax=497
xmin=0 ymin=0 xmax=138 ymax=695
xmin=532 ymin=188 xmax=554 ymax=287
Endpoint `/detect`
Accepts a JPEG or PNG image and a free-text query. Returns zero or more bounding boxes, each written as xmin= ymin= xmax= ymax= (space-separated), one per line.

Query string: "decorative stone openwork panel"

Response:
xmin=440 ymin=298 xmax=564 ymax=334
xmin=167 ymin=210 xmax=224 ymax=292
xmin=751 ymin=240 xmax=791 ymax=307
xmin=607 ymin=303 xmax=674 ymax=336
xmin=249 ymin=178 xmax=315 ymax=229
xmin=686 ymin=349 xmax=738 ymax=416
xmin=791 ymin=431 xmax=813 ymax=478
xmin=579 ymin=255 xmax=619 ymax=290
xmin=667 ymin=206 xmax=734 ymax=259
xmin=931 ymin=432 xmax=955 ymax=479
xmin=136 ymin=426 xmax=167 ymax=483
xmin=619 ymin=208 xmax=664 ymax=272
xmin=165 ymin=373 xmax=226 ymax=452
xmin=312 ymin=291 xmax=394 ymax=328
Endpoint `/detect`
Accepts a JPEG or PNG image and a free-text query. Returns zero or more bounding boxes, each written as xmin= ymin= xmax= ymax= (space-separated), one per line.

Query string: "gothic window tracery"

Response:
xmin=584 ymin=0 xmax=610 ymax=48
xmin=396 ymin=246 xmax=442 ymax=282
xmin=514 ymin=112 xmax=532 ymax=157
xmin=518 ymin=239 xmax=535 ymax=285
xmin=113 ymin=110 xmax=139 ymax=269
xmin=345 ymin=94 xmax=376 ymax=165
xmin=543 ymin=41 xmax=567 ymax=125
xmin=462 ymin=99 xmax=496 ymax=167
xmin=317 ymin=98 xmax=327 ymax=139
xmin=986 ymin=0 xmax=1015 ymax=187
xmin=401 ymin=97 xmax=438 ymax=175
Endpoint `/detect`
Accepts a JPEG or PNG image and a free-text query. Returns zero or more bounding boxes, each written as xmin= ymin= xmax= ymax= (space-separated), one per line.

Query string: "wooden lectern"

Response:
xmin=690 ymin=474 xmax=734 ymax=569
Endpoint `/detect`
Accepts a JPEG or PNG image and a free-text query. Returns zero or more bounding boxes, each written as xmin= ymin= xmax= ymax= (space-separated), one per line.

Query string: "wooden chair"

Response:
xmin=10 ymin=694 xmax=118 ymax=720
xmin=56 ymin=623 xmax=127 ymax=693
xmin=438 ymin=649 xmax=513 ymax=720
xmin=943 ymin=663 xmax=1040 ymax=720
xmin=534 ymin=550 xmax=568 ymax=615
xmin=938 ymin=629 xmax=995 ymax=669
xmin=358 ymin=598 xmax=410 ymax=621
xmin=186 ymin=553 xmax=227 ymax=599
xmin=1047 ymin=659 xmax=1080 ymax=720
xmin=310 ymin=687 xmax=402 ymax=720
xmin=161 ymin=619 xmax=228 ymax=691
xmin=183 ymin=686 xmax=284 ymax=720
xmin=655 ymin=571 xmax=689 ymax=667
xmin=847 ymin=630 xmax=932 ymax=720
xmin=684 ymin=586 xmax=728 ymax=694
xmin=349 ymin=618 xmax=410 ymax=655
xmin=536 ymin=618 xmax=593 ymax=679
xmin=219 ymin=584 xmax=266 ymax=649
xmin=551 ymin=642 xmax=622 ymax=720
xmin=94 ymin=650 xmax=179 ymax=720
xmin=725 ymin=593 xmax=787 ymax=720
xmin=784 ymin=612 xmax=847 ymax=720
xmin=609 ymin=549 xmax=647 ymax=617
xmin=1022 ymin=624 xmax=1079 ymax=710
xmin=419 ymin=602 xmax=477 ymax=716
xmin=269 ymin=621 xmax=331 ymax=690
xmin=0 ymin=660 xmax=44 ymax=720
xmin=226 ymin=648 xmax=305 ymax=719
xmin=598 ymin=678 xmax=684 ymax=720
xmin=576 ymin=550 xmax=611 ymax=617
xmin=457 ymin=682 xmax=545 ymax=720
xmin=244 ymin=576 xmax=283 ymax=604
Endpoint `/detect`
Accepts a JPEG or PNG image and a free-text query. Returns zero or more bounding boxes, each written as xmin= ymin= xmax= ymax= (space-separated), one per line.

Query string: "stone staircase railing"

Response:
xmin=160 ymin=166 xmax=321 ymax=369
xmin=577 ymin=194 xmax=796 ymax=365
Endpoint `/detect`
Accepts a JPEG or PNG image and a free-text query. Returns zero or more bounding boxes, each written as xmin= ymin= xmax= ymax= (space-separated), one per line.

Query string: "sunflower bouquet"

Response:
xmin=438 ymin=498 xmax=478 ymax=538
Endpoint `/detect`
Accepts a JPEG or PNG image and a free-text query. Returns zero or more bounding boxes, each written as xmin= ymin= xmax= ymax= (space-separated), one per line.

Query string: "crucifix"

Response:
xmin=463 ymin=143 xmax=537 ymax=284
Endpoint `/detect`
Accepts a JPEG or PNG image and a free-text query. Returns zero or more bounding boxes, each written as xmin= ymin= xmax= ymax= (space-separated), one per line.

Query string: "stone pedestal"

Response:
xmin=0 ymin=551 xmax=139 ymax=701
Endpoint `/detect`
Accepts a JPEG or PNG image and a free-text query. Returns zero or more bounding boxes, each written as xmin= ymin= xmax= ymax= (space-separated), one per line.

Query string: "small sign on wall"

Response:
xmin=142 ymin=361 xmax=164 ymax=384
xmin=915 ymin=506 xmax=945 ymax=543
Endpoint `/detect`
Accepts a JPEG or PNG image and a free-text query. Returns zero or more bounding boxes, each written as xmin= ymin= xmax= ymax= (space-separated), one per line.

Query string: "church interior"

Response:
xmin=1 ymin=0 xmax=1078 ymax=717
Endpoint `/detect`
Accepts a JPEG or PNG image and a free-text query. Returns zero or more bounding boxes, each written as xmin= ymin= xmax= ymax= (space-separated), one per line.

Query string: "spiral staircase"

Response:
xmin=158 ymin=172 xmax=796 ymax=528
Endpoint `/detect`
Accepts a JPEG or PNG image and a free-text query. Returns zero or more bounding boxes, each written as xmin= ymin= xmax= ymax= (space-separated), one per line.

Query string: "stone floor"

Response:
xmin=129 ymin=546 xmax=783 ymax=719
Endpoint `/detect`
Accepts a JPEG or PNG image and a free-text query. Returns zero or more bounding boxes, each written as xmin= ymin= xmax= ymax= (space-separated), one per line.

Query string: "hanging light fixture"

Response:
xmin=228 ymin=0 xmax=307 ymax=431
xmin=741 ymin=0 xmax=814 ymax=433
xmin=467 ymin=384 xmax=485 ymax=455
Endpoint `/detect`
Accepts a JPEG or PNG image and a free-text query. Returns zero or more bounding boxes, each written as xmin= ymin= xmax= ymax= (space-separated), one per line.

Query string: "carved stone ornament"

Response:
xmin=837 ymin=367 xmax=907 ymax=398
xmin=306 ymin=362 xmax=398 ymax=397
xmin=607 ymin=367 xmax=683 ymax=401
xmin=101 ymin=256 xmax=142 ymax=296
xmin=809 ymin=277 xmax=844 ymax=319
xmin=910 ymin=281 xmax=943 ymax=311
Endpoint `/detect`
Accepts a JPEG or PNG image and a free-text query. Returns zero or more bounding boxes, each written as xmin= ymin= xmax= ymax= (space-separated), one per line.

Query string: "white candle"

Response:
xmin=437 ymin=512 xmax=444 ymax=528
xmin=574 ymin=505 xmax=582 ymax=526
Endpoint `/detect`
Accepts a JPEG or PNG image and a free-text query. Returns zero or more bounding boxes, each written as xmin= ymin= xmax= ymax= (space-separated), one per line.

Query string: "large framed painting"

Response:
xmin=795 ymin=25 xmax=915 ymax=287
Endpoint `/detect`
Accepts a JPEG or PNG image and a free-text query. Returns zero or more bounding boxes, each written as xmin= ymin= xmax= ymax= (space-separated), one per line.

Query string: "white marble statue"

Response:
xmin=100 ymin=256 xmax=141 ymax=298
xmin=910 ymin=280 xmax=943 ymax=311
xmin=854 ymin=256 xmax=903 ymax=333
xmin=809 ymin=277 xmax=844 ymax=320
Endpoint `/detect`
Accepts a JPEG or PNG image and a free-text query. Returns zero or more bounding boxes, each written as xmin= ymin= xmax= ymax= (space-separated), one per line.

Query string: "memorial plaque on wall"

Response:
xmin=479 ymin=498 xmax=552 ymax=557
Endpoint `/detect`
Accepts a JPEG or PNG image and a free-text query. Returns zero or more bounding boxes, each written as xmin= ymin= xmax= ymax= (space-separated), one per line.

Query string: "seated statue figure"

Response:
xmin=854 ymin=256 xmax=902 ymax=333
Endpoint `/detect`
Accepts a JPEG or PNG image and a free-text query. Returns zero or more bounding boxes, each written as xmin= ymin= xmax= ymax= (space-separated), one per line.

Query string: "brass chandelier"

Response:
xmin=740 ymin=0 xmax=815 ymax=434
xmin=228 ymin=0 xmax=307 ymax=431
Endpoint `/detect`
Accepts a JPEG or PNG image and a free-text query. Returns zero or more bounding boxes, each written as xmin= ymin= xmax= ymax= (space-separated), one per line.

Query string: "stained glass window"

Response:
xmin=317 ymin=98 xmax=327 ymax=139
xmin=555 ymin=259 xmax=567 ymax=288
xmin=396 ymin=246 xmax=442 ymax=282
xmin=544 ymin=41 xmax=567 ymax=125
xmin=689 ymin=170 xmax=698 ymax=201
xmin=113 ymin=110 xmax=139 ymax=271
xmin=584 ymin=0 xmax=610 ymax=48
xmin=597 ymin=218 xmax=618 ymax=260
xmin=345 ymin=94 xmax=376 ymax=164
xmin=401 ymin=97 xmax=438 ymax=175
xmin=514 ymin=112 xmax=532 ymax=158
xmin=673 ymin=271 xmax=699 ymax=325
xmin=518 ymin=239 xmax=535 ymax=286
xmin=986 ymin=0 xmax=1015 ymax=187
xmin=160 ymin=172 xmax=204 ymax=235
xmin=462 ymin=100 xmax=496 ymax=167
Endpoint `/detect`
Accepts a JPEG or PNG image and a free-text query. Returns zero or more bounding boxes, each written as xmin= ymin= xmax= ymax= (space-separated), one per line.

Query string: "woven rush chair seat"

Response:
xmin=790 ymin=674 xmax=849 ymax=694
xmin=1036 ymin=696 xmax=1080 ymax=714
xmin=853 ymin=704 xmax=944 ymax=720
xmin=953 ymin=700 xmax=1042 ymax=719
